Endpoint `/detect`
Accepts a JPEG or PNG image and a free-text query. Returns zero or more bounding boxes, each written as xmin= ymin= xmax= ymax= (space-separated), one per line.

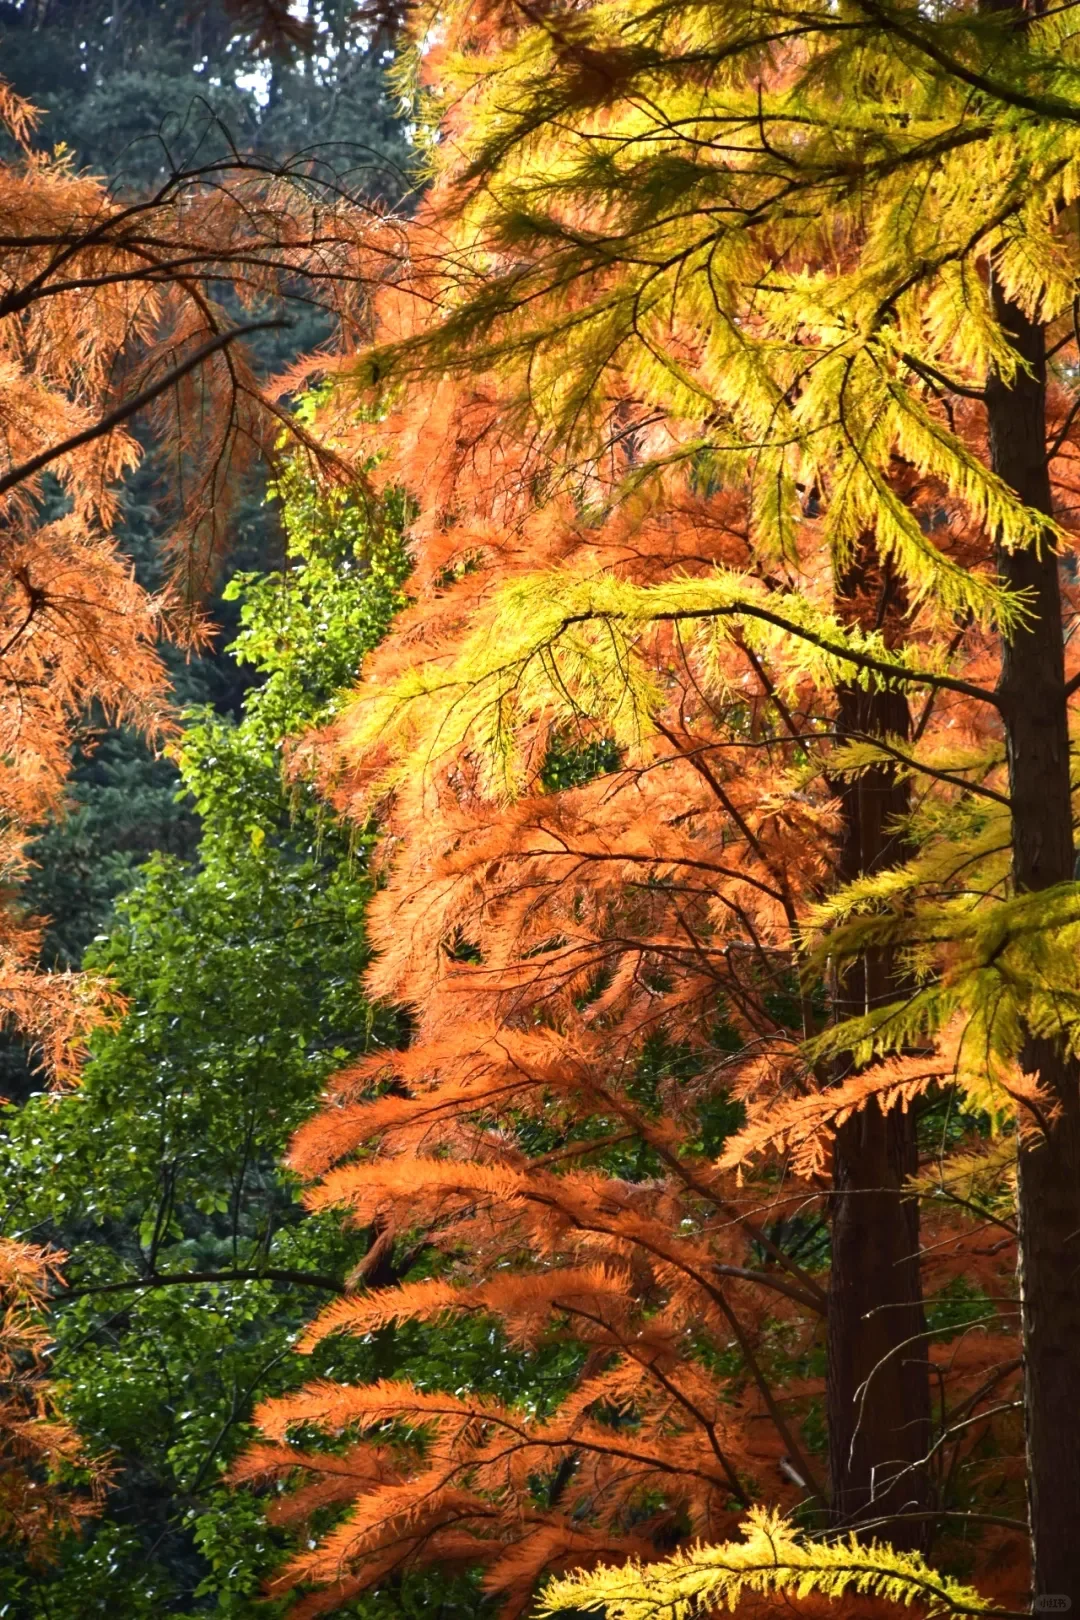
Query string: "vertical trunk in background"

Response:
xmin=826 ymin=567 xmax=930 ymax=1546
xmin=986 ymin=286 xmax=1080 ymax=1606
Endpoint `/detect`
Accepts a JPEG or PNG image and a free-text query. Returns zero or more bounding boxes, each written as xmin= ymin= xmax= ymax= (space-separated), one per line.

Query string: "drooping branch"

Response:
xmin=0 ymin=320 xmax=287 ymax=502
xmin=557 ymin=605 xmax=1002 ymax=709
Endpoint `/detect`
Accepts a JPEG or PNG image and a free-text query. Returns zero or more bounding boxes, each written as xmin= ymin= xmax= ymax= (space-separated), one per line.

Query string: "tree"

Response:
xmin=0 ymin=0 xmax=409 ymax=194
xmin=0 ymin=467 xmax=414 ymax=1615
xmin=237 ymin=0 xmax=1080 ymax=1609
xmin=231 ymin=407 xmax=1023 ymax=1617
xmin=0 ymin=448 xmax=575 ymax=1617
xmin=0 ymin=68 xmax=384 ymax=1066
xmin=0 ymin=1 xmax=411 ymax=1002
xmin=0 ymin=59 xmax=388 ymax=1569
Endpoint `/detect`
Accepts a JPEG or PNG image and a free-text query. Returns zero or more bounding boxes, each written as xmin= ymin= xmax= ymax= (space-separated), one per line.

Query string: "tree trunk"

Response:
xmin=826 ymin=670 xmax=931 ymax=1546
xmin=986 ymin=282 xmax=1080 ymax=1608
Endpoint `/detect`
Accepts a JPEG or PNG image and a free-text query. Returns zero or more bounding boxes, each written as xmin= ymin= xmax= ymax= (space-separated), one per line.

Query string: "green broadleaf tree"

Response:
xmin=0 ymin=474 xmax=417 ymax=1616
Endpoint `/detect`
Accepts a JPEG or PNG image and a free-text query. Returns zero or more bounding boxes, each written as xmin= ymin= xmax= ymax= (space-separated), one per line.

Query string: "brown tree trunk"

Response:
xmin=826 ymin=671 xmax=931 ymax=1545
xmin=986 ymin=283 xmax=1080 ymax=1608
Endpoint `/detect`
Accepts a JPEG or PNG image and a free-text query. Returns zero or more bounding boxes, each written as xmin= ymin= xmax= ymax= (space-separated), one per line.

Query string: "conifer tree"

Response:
xmin=0 ymin=73 xmax=383 ymax=1068
xmin=322 ymin=4 xmax=1080 ymax=1602
xmin=827 ymin=558 xmax=929 ymax=1538
xmin=234 ymin=0 xmax=1080 ymax=1610
xmin=0 ymin=67 xmax=385 ymax=1553
xmin=235 ymin=398 xmax=1023 ymax=1614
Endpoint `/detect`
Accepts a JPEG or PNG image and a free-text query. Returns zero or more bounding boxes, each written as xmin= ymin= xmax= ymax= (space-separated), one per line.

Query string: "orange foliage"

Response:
xmin=230 ymin=7 xmax=1080 ymax=1608
xmin=232 ymin=352 xmax=1035 ymax=1613
xmin=0 ymin=77 xmax=392 ymax=1076
xmin=0 ymin=1238 xmax=107 ymax=1558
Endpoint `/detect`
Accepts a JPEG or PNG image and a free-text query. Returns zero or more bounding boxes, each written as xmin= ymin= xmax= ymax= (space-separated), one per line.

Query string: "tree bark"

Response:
xmin=826 ymin=669 xmax=931 ymax=1546
xmin=986 ymin=282 xmax=1080 ymax=1608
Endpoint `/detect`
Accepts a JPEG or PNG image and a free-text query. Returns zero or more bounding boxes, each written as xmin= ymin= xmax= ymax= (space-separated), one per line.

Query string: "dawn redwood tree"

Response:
xmin=827 ymin=559 xmax=929 ymax=1539
xmin=237 ymin=0 xmax=1080 ymax=1610
xmin=257 ymin=117 xmax=940 ymax=1599
xmin=0 ymin=74 xmax=388 ymax=1068
xmin=231 ymin=374 xmax=1024 ymax=1614
xmin=235 ymin=399 xmax=848 ymax=1609
xmin=0 ymin=69 xmax=388 ymax=1545
xmin=329 ymin=3 xmax=1080 ymax=1602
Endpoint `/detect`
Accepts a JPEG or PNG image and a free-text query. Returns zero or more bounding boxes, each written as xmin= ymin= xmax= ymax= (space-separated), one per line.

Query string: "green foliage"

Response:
xmin=0 ymin=1522 xmax=162 ymax=1620
xmin=540 ymin=734 xmax=622 ymax=793
xmin=21 ymin=728 xmax=199 ymax=974
xmin=0 ymin=474 xmax=414 ymax=1616
xmin=220 ymin=464 xmax=412 ymax=750
xmin=925 ymin=1279 xmax=998 ymax=1341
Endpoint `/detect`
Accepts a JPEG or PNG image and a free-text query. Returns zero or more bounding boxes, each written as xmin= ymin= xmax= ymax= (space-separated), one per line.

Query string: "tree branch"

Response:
xmin=58 ymin=1265 xmax=345 ymax=1301
xmin=811 ymin=1508 xmax=1028 ymax=1536
xmin=713 ymin=1261 xmax=826 ymax=1315
xmin=855 ymin=0 xmax=1080 ymax=125
xmin=559 ymin=604 xmax=1002 ymax=709
xmin=840 ymin=730 xmax=1011 ymax=806
xmin=901 ymin=350 xmax=987 ymax=401
xmin=0 ymin=319 xmax=287 ymax=501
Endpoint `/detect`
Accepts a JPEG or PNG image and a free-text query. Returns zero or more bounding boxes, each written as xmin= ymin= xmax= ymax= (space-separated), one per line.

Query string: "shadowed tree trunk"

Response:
xmin=826 ymin=561 xmax=931 ymax=1547
xmin=987 ymin=276 xmax=1080 ymax=1608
